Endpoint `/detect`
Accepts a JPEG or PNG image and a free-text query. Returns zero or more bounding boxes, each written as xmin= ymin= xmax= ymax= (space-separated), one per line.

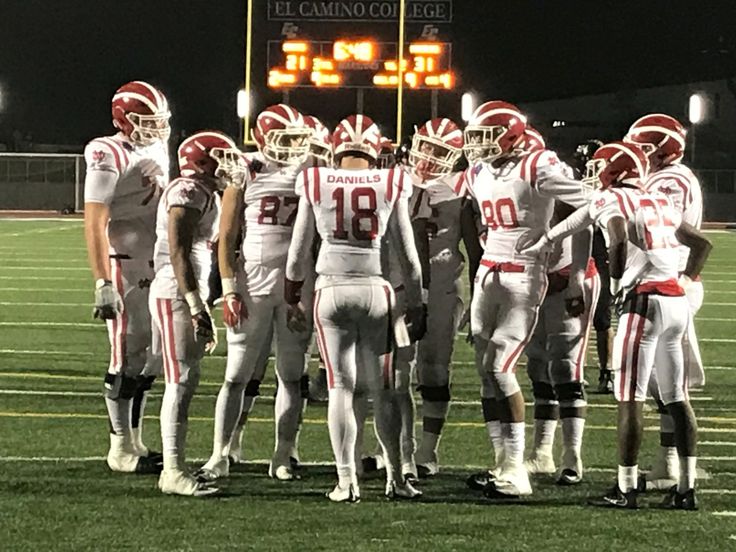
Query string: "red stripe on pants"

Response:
xmin=313 ymin=290 xmax=335 ymax=389
xmin=156 ymin=299 xmax=171 ymax=383
xmin=163 ymin=299 xmax=181 ymax=384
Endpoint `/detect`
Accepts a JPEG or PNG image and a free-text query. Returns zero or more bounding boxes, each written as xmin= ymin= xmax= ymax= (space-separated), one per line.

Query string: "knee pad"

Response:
xmin=300 ymin=374 xmax=310 ymax=399
xmin=104 ymin=373 xmax=139 ymax=400
xmin=419 ymin=384 xmax=451 ymax=402
xmin=135 ymin=375 xmax=156 ymax=393
xmin=555 ymin=382 xmax=586 ymax=409
xmin=493 ymin=371 xmax=521 ymax=398
xmin=531 ymin=381 xmax=557 ymax=405
xmin=244 ymin=379 xmax=262 ymax=397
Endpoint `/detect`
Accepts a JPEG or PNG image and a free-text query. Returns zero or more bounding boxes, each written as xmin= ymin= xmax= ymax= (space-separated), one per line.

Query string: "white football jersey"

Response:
xmin=84 ymin=133 xmax=169 ymax=258
xmin=151 ymin=177 xmax=221 ymax=299
xmin=589 ymin=186 xmax=682 ymax=291
xmin=241 ymin=154 xmax=302 ymax=296
xmin=452 ymin=149 xmax=587 ymax=266
xmin=297 ymin=166 xmax=409 ymax=279
xmin=644 ymin=163 xmax=702 ymax=271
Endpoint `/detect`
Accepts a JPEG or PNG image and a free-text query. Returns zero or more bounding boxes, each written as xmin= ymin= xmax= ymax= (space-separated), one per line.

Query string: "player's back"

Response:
xmin=300 ymin=166 xmax=407 ymax=280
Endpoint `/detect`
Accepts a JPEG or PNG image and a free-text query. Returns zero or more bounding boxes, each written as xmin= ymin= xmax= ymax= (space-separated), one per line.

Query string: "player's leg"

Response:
xmin=201 ymin=293 xmax=273 ymax=478
xmin=683 ymin=281 xmax=705 ymax=388
xmin=592 ymin=229 xmax=614 ymax=394
xmin=655 ymin=297 xmax=698 ymax=509
xmin=524 ymin=297 xmax=558 ymax=476
xmin=270 ymin=301 xmax=313 ymax=480
xmin=394 ymin=343 xmax=418 ymax=481
xmin=644 ymin=370 xmax=679 ymax=489
xmin=315 ymin=286 xmax=361 ymax=502
xmin=415 ymin=279 xmax=463 ymax=476
xmin=553 ymin=273 xmax=599 ymax=485
xmin=480 ymin=269 xmax=547 ymax=498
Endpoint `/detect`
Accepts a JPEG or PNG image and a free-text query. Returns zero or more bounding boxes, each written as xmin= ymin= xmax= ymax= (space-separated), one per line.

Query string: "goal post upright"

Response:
xmin=243 ymin=0 xmax=255 ymax=146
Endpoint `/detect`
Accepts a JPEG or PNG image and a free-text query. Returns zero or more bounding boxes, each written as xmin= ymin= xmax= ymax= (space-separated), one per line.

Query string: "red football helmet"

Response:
xmin=178 ymin=131 xmax=246 ymax=190
xmin=624 ymin=113 xmax=686 ymax=171
xmin=112 ymin=81 xmax=171 ymax=147
xmin=409 ymin=118 xmax=463 ymax=179
xmin=463 ymin=100 xmax=527 ymax=162
xmin=253 ymin=104 xmax=311 ymax=165
xmin=332 ymin=114 xmax=382 ymax=162
xmin=521 ymin=125 xmax=546 ymax=153
xmin=303 ymin=115 xmax=332 ymax=166
xmin=583 ymin=141 xmax=650 ymax=190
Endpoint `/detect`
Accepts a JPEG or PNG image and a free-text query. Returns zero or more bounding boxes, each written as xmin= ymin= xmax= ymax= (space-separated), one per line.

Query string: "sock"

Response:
xmin=503 ymin=422 xmax=525 ymax=467
xmin=353 ymin=392 xmax=369 ymax=468
xmin=211 ymin=381 xmax=245 ymax=460
xmin=679 ymin=456 xmax=697 ymax=493
xmin=533 ymin=419 xmax=557 ymax=455
xmin=290 ymin=397 xmax=308 ymax=462
xmin=328 ymin=387 xmax=357 ymax=488
xmin=373 ymin=388 xmax=402 ymax=484
xmin=160 ymin=382 xmax=195 ymax=472
xmin=131 ymin=389 xmax=149 ymax=455
xmin=273 ymin=379 xmax=301 ymax=466
xmin=229 ymin=394 xmax=257 ymax=459
xmin=618 ymin=465 xmax=638 ymax=492
xmin=395 ymin=390 xmax=416 ymax=466
xmin=485 ymin=420 xmax=503 ymax=465
xmin=561 ymin=417 xmax=585 ymax=454
xmin=417 ymin=400 xmax=449 ymax=460
xmin=105 ymin=397 xmax=131 ymax=437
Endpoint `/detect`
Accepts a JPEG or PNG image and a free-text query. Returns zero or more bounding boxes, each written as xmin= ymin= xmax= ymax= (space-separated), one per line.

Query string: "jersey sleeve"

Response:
xmin=450 ymin=165 xmax=478 ymax=198
xmin=589 ymin=189 xmax=625 ymax=229
xmin=409 ymin=187 xmax=432 ymax=220
xmin=83 ymin=140 xmax=123 ymax=205
xmin=534 ymin=151 xmax=588 ymax=208
xmin=646 ymin=172 xmax=689 ymax=214
xmin=165 ymin=179 xmax=209 ymax=213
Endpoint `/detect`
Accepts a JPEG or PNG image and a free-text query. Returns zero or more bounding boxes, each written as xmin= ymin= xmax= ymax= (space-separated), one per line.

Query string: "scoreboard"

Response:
xmin=267 ymin=38 xmax=454 ymax=89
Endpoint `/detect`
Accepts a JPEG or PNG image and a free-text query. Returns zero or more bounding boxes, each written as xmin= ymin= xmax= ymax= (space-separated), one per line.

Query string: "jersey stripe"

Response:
xmin=386 ymin=168 xmax=396 ymax=202
xmin=155 ymin=299 xmax=171 ymax=383
xmin=97 ymin=138 xmax=127 ymax=174
xmin=163 ymin=299 xmax=180 ymax=384
xmin=527 ymin=151 xmax=545 ymax=186
xmin=312 ymin=167 xmax=321 ymax=203
xmin=609 ymin=189 xmax=632 ymax=220
xmin=453 ymin=171 xmax=466 ymax=196
xmin=649 ymin=171 xmax=693 ymax=206
xmin=302 ymin=169 xmax=313 ymax=205
xmin=396 ymin=168 xmax=405 ymax=201
xmin=628 ymin=296 xmax=648 ymax=400
xmin=501 ymin=278 xmax=548 ymax=373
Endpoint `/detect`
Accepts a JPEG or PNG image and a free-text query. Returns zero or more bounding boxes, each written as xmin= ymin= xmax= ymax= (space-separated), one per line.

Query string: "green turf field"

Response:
xmin=0 ymin=218 xmax=734 ymax=551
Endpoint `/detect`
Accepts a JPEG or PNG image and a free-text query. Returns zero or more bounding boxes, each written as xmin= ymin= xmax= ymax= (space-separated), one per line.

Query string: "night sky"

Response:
xmin=1 ymin=0 xmax=734 ymax=146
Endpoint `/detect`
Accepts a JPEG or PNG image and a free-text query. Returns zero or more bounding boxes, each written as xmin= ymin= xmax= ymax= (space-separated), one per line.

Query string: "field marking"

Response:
xmin=0 ymin=246 xmax=86 ymax=252
xmin=700 ymin=456 xmax=736 ymax=461
xmin=703 ymin=303 xmax=736 ymax=307
xmin=4 ymin=225 xmax=82 ymax=238
xmin=0 ymin=301 xmax=91 ymax=307
xmin=0 ymin=287 xmax=88 ymax=292
xmin=0 ymin=322 xmax=103 ymax=328
xmin=700 ymin=490 xmax=736 ymax=495
xmin=0 ymin=276 xmax=80 ymax=281
xmin=702 ymin=442 xmax=736 ymax=447
xmin=700 ymin=338 xmax=736 ymax=343
xmin=0 ymin=349 xmax=95 ymax=356
xmin=0 ymin=266 xmax=89 ymax=272
xmin=713 ymin=512 xmax=736 ymax=517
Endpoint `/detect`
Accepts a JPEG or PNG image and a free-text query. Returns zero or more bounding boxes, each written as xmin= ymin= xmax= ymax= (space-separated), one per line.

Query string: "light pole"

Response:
xmin=461 ymin=92 xmax=475 ymax=123
xmin=237 ymin=89 xmax=250 ymax=145
xmin=688 ymin=93 xmax=705 ymax=166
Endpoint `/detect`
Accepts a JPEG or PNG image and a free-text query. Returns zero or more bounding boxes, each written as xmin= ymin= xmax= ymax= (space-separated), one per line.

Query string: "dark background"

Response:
xmin=1 ymin=0 xmax=735 ymax=147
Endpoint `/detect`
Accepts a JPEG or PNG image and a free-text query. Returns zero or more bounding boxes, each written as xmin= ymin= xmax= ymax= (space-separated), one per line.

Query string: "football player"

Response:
xmin=83 ymin=81 xmax=170 ymax=473
xmin=456 ymin=101 xmax=591 ymax=499
xmin=151 ymin=131 xmax=243 ymax=496
xmin=199 ymin=105 xmax=313 ymax=482
xmin=518 ymin=141 xmax=711 ymax=509
xmin=285 ymin=114 xmax=425 ymax=502
xmin=521 ymin=128 xmax=600 ymax=486
xmin=624 ymin=114 xmax=704 ymax=490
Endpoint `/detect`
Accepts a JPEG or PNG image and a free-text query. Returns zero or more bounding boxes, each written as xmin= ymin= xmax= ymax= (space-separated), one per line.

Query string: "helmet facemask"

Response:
xmin=409 ymin=134 xmax=461 ymax=178
xmin=308 ymin=140 xmax=332 ymax=166
xmin=463 ymin=125 xmax=506 ymax=162
xmin=126 ymin=111 xmax=171 ymax=147
xmin=582 ymin=158 xmax=607 ymax=195
xmin=259 ymin=127 xmax=312 ymax=166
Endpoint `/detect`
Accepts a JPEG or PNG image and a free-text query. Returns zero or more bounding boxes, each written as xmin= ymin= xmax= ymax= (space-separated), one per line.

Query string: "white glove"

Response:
xmin=516 ymin=231 xmax=552 ymax=258
xmin=93 ymin=279 xmax=122 ymax=320
xmin=678 ymin=274 xmax=693 ymax=293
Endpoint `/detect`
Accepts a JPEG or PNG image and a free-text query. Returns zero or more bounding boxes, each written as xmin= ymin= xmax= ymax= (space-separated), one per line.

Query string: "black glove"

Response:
xmin=406 ymin=304 xmax=428 ymax=343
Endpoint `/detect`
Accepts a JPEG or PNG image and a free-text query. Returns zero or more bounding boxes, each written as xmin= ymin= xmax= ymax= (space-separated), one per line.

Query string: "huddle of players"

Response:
xmin=84 ymin=80 xmax=710 ymax=508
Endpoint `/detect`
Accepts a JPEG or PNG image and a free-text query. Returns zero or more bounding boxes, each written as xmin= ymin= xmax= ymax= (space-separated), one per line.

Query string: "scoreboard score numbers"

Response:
xmin=267 ymin=39 xmax=454 ymax=89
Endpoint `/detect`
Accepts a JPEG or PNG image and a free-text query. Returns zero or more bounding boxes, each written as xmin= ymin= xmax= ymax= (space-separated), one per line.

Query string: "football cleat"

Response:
xmin=589 ymin=485 xmax=639 ymax=509
xmin=417 ymin=461 xmax=440 ymax=479
xmin=524 ymin=451 xmax=556 ymax=475
xmin=385 ymin=480 xmax=423 ymax=500
xmin=362 ymin=454 xmax=385 ymax=474
xmin=269 ymin=462 xmax=301 ymax=481
xmin=327 ymin=483 xmax=360 ymax=503
xmin=595 ymin=371 xmax=613 ymax=394
xmin=196 ymin=456 xmax=229 ymax=482
xmin=482 ymin=465 xmax=532 ymax=499
xmin=557 ymin=448 xmax=583 ymax=486
xmin=466 ymin=469 xmax=498 ymax=491
xmin=660 ymin=486 xmax=698 ymax=511
xmin=402 ymin=461 xmax=418 ymax=484
xmin=159 ymin=469 xmax=220 ymax=497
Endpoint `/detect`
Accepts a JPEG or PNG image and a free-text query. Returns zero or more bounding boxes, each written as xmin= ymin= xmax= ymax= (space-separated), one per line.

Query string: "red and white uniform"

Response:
xmin=589 ymin=186 xmax=689 ymax=403
xmin=645 ymin=163 xmax=704 ymax=387
xmin=149 ymin=177 xmax=221 ymax=385
xmin=84 ymin=133 xmax=169 ymax=377
xmin=287 ymin=166 xmax=418 ymax=391
xmin=453 ymin=150 xmax=588 ymax=396
xmin=225 ymin=155 xmax=312 ymax=386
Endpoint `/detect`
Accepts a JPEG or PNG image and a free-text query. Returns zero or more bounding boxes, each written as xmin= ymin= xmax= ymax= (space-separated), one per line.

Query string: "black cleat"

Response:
xmin=595 ymin=372 xmax=613 ymax=395
xmin=589 ymin=485 xmax=639 ymax=509
xmin=361 ymin=456 xmax=382 ymax=474
xmin=466 ymin=470 xmax=495 ymax=491
xmin=289 ymin=456 xmax=301 ymax=471
xmin=145 ymin=450 xmax=163 ymax=464
xmin=134 ymin=455 xmax=163 ymax=475
xmin=660 ymin=486 xmax=698 ymax=511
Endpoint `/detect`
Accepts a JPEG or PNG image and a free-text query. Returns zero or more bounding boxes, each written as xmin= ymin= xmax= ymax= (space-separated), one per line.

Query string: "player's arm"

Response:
xmin=516 ymin=204 xmax=594 ymax=256
xmin=411 ymin=216 xmax=431 ymax=301
xmin=284 ymin=196 xmax=316 ymax=332
xmin=606 ymin=216 xmax=627 ymax=297
xmin=218 ymin=186 xmax=244 ymax=284
xmin=85 ymin=201 xmax=112 ymax=282
xmin=675 ymin=222 xmax=713 ymax=283
xmin=555 ymin=202 xmax=593 ymax=316
xmin=460 ymin=199 xmax=482 ymax=294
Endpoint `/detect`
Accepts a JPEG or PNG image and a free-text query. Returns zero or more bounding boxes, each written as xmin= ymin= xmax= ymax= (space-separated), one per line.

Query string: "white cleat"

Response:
xmin=196 ymin=456 xmax=229 ymax=482
xmin=159 ymin=469 xmax=219 ymax=497
xmin=557 ymin=448 xmax=583 ymax=486
xmin=327 ymin=483 xmax=360 ymax=503
xmin=524 ymin=451 xmax=556 ymax=475
xmin=483 ymin=465 xmax=532 ymax=499
xmin=269 ymin=462 xmax=301 ymax=481
xmin=416 ymin=451 xmax=440 ymax=478
xmin=402 ymin=461 xmax=418 ymax=483
xmin=385 ymin=480 xmax=423 ymax=500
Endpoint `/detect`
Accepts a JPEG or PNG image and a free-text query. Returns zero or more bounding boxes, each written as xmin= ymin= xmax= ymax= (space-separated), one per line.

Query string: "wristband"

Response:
xmin=184 ymin=290 xmax=205 ymax=315
xmin=95 ymin=278 xmax=111 ymax=290
xmin=221 ymin=277 xmax=237 ymax=297
xmin=421 ymin=288 xmax=429 ymax=304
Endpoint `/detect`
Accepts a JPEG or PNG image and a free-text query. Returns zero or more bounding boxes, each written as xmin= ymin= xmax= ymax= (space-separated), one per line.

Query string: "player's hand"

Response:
xmin=611 ymin=289 xmax=626 ymax=318
xmin=406 ymin=304 xmax=428 ymax=343
xmin=515 ymin=228 xmax=551 ymax=257
xmin=286 ymin=302 xmax=308 ymax=333
xmin=222 ymin=293 xmax=247 ymax=328
xmin=678 ymin=274 xmax=693 ymax=293
xmin=192 ymin=310 xmax=218 ymax=354
xmin=564 ymin=278 xmax=585 ymax=317
xmin=93 ymin=280 xmax=122 ymax=320
xmin=457 ymin=306 xmax=474 ymax=345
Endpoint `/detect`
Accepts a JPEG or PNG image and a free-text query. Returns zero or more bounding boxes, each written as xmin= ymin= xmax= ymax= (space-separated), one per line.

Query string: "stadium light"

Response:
xmin=461 ymin=92 xmax=475 ymax=122
xmin=237 ymin=89 xmax=250 ymax=119
xmin=688 ymin=93 xmax=704 ymax=124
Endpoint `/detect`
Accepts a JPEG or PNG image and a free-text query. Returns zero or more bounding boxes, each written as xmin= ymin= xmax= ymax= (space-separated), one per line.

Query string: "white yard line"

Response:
xmin=0 ymin=287 xmax=88 ymax=292
xmin=5 ymin=225 xmax=82 ymax=238
xmin=702 ymin=442 xmax=736 ymax=447
xmin=713 ymin=512 xmax=736 ymax=517
xmin=0 ymin=322 xmax=102 ymax=328
xmin=0 ymin=349 xmax=95 ymax=356
xmin=0 ymin=276 xmax=78 ymax=281
xmin=700 ymin=338 xmax=736 ymax=343
xmin=0 ymin=266 xmax=89 ymax=272
xmin=0 ymin=301 xmax=90 ymax=307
